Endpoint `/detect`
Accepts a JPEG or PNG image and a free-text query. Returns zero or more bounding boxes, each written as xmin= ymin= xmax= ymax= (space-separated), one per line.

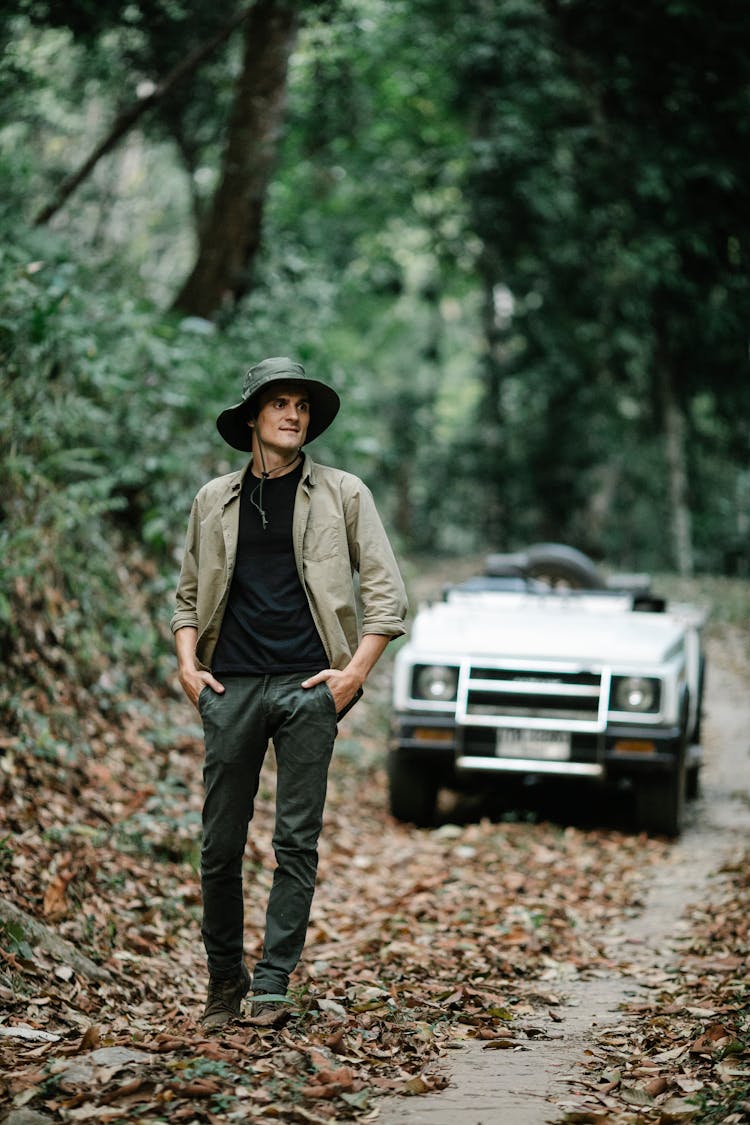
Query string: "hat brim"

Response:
xmin=216 ymin=379 xmax=340 ymax=451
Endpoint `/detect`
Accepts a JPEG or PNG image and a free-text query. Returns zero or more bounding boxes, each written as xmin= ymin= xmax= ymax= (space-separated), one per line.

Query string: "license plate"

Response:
xmin=495 ymin=729 xmax=571 ymax=761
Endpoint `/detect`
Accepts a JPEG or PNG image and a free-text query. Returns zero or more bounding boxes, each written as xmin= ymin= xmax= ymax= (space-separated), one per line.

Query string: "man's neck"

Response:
xmin=250 ymin=446 xmax=302 ymax=479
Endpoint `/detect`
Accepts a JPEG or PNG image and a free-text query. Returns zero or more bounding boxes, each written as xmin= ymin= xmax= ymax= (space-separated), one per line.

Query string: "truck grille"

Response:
xmin=456 ymin=662 xmax=609 ymax=733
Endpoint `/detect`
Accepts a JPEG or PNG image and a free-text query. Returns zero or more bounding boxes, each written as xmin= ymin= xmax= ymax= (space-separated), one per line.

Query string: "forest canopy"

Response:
xmin=2 ymin=0 xmax=749 ymax=682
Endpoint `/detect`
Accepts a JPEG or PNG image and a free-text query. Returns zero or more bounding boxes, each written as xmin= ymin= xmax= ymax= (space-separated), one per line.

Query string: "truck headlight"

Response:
xmin=612 ymin=676 xmax=660 ymax=713
xmin=413 ymin=665 xmax=459 ymax=702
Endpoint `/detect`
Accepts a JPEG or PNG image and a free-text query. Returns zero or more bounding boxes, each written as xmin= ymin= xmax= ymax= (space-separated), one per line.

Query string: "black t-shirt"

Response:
xmin=211 ymin=462 xmax=329 ymax=675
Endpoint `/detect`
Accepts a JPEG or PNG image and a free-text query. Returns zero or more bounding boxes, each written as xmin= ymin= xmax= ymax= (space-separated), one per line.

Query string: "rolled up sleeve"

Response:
xmin=170 ymin=497 xmax=201 ymax=634
xmin=345 ymin=483 xmax=408 ymax=639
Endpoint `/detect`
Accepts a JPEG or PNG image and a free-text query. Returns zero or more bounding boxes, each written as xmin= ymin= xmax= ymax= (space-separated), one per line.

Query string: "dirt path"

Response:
xmin=376 ymin=632 xmax=750 ymax=1124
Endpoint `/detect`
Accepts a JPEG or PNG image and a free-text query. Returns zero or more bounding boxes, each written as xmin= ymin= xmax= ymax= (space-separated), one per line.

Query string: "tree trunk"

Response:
xmin=172 ymin=0 xmax=298 ymax=318
xmin=654 ymin=324 xmax=694 ymax=575
xmin=661 ymin=379 xmax=694 ymax=576
xmin=479 ymin=257 xmax=509 ymax=547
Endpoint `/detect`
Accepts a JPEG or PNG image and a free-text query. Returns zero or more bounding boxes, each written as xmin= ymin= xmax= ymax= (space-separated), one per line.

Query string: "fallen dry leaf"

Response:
xmin=2 ymin=582 xmax=750 ymax=1125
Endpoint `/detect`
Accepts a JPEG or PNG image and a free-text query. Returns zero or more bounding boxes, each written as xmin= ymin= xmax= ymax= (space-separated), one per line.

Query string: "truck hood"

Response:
xmin=407 ymin=594 xmax=686 ymax=665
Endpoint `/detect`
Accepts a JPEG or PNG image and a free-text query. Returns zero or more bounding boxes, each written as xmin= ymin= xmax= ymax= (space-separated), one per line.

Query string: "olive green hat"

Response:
xmin=216 ymin=356 xmax=341 ymax=451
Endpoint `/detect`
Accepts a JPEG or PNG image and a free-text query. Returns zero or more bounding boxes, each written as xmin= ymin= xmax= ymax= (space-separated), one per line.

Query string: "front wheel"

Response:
xmin=387 ymin=751 xmax=439 ymax=828
xmin=686 ymin=763 xmax=701 ymax=800
xmin=634 ymin=759 xmax=686 ymax=837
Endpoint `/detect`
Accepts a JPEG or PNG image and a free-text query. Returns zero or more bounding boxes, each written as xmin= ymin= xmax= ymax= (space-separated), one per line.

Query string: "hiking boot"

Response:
xmin=201 ymin=963 xmax=251 ymax=1031
xmin=250 ymin=994 xmax=291 ymax=1027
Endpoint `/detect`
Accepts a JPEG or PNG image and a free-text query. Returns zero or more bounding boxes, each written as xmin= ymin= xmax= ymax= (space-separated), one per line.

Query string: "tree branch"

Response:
xmin=34 ymin=6 xmax=252 ymax=227
xmin=0 ymin=898 xmax=112 ymax=983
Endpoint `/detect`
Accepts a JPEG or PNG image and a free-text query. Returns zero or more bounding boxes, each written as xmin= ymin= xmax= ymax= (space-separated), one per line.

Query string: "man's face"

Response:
xmin=250 ymin=383 xmax=310 ymax=453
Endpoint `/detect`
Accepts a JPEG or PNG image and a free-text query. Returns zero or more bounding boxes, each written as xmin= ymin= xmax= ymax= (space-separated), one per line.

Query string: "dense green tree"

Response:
xmin=551 ymin=0 xmax=750 ymax=573
xmin=0 ymin=0 xmax=748 ymax=573
xmin=434 ymin=0 xmax=750 ymax=571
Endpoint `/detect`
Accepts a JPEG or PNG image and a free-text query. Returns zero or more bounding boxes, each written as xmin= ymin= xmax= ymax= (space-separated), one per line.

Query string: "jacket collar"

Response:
xmin=225 ymin=453 xmax=317 ymax=499
xmin=218 ymin=461 xmax=250 ymax=511
xmin=227 ymin=460 xmax=252 ymax=499
xmin=302 ymin=452 xmax=317 ymax=487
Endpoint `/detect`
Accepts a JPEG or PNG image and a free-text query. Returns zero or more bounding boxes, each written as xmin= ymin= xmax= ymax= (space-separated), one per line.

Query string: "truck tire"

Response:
xmin=523 ymin=543 xmax=605 ymax=590
xmin=634 ymin=758 xmax=686 ymax=837
xmin=387 ymin=751 xmax=438 ymax=828
xmin=685 ymin=659 xmax=705 ymax=800
xmin=692 ymin=655 xmax=706 ymax=744
xmin=686 ymin=763 xmax=701 ymax=800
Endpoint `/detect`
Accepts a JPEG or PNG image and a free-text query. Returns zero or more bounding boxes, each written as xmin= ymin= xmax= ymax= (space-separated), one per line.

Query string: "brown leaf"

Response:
xmin=475 ymin=1026 xmax=515 ymax=1040
xmin=690 ymin=1023 xmax=733 ymax=1055
xmin=43 ymin=875 xmax=71 ymax=920
xmin=323 ymin=1029 xmax=348 ymax=1055
xmin=402 ymin=1074 xmax=441 ymax=1095
xmin=300 ymin=1081 xmax=344 ymax=1100
xmin=307 ymin=1065 xmax=354 ymax=1089
xmin=99 ymin=1076 xmax=153 ymax=1105
xmin=642 ymin=1076 xmax=668 ymax=1097
xmin=77 ymin=1025 xmax=101 ymax=1054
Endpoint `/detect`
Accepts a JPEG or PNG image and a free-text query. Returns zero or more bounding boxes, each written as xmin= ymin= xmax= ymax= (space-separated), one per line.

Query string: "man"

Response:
xmin=171 ymin=356 xmax=407 ymax=1031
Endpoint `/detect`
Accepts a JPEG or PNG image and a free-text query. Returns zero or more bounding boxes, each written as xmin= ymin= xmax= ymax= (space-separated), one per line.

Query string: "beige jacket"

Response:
xmin=170 ymin=455 xmax=408 ymax=671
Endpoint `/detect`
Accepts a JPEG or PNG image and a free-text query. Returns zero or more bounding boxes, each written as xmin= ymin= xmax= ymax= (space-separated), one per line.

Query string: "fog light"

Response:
xmin=613 ymin=739 xmax=656 ymax=755
xmin=412 ymin=727 xmax=454 ymax=743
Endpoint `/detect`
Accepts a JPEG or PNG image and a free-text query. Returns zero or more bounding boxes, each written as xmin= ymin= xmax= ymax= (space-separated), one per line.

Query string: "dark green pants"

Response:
xmin=198 ymin=673 xmax=337 ymax=994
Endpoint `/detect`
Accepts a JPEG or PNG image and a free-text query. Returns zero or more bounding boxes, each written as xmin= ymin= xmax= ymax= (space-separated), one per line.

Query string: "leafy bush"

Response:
xmin=0 ymin=234 xmax=224 ymax=709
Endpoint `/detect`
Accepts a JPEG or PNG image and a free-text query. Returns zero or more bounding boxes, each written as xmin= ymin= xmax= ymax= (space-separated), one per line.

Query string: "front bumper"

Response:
xmin=391 ymin=712 xmax=687 ymax=780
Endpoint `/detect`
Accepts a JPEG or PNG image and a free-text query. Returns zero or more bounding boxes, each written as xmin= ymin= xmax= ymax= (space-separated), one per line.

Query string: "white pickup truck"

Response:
xmin=389 ymin=545 xmax=706 ymax=836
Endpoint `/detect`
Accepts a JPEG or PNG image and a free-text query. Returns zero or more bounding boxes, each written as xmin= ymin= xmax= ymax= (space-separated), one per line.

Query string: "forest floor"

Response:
xmin=1 ymin=567 xmax=749 ymax=1125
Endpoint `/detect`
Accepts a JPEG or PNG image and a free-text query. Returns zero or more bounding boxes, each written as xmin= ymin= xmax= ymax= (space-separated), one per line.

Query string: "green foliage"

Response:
xmin=0 ymin=235 xmax=205 ymax=686
xmin=415 ymin=0 xmax=750 ymax=569
xmin=0 ymin=920 xmax=34 ymax=961
xmin=0 ymin=0 xmax=748 ymax=635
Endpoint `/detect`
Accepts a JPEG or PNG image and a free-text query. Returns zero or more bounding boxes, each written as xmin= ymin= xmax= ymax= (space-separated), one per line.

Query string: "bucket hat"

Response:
xmin=216 ymin=357 xmax=340 ymax=451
